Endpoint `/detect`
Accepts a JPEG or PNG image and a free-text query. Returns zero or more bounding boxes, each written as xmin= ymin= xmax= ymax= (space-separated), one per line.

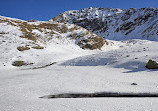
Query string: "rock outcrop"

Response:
xmin=146 ymin=60 xmax=158 ymax=69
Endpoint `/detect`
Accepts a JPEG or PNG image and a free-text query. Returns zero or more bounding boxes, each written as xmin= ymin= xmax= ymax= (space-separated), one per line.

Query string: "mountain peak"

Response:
xmin=51 ymin=7 xmax=158 ymax=40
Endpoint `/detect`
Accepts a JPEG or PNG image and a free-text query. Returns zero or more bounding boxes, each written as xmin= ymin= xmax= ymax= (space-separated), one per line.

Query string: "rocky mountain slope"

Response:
xmin=0 ymin=16 xmax=106 ymax=67
xmin=0 ymin=16 xmax=105 ymax=50
xmin=51 ymin=7 xmax=158 ymax=40
xmin=1 ymin=7 xmax=158 ymax=67
xmin=1 ymin=7 xmax=158 ymax=111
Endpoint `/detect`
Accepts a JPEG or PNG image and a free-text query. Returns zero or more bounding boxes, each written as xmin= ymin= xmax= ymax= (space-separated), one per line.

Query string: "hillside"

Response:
xmin=0 ymin=16 xmax=106 ymax=67
xmin=51 ymin=7 xmax=158 ymax=40
xmin=1 ymin=38 xmax=158 ymax=111
xmin=1 ymin=7 xmax=158 ymax=111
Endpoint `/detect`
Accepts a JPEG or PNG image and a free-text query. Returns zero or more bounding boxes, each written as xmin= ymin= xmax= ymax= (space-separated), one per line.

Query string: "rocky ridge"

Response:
xmin=51 ymin=7 xmax=158 ymax=40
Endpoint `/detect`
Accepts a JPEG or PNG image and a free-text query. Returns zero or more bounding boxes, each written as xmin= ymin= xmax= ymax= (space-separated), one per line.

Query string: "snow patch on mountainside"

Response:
xmin=61 ymin=39 xmax=158 ymax=68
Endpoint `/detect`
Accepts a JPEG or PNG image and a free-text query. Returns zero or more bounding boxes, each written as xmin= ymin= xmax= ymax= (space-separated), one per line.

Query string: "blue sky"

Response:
xmin=0 ymin=0 xmax=157 ymax=21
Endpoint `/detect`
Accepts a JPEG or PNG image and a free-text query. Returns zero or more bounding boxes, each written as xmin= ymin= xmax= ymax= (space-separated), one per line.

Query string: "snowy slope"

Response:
xmin=1 ymin=9 xmax=158 ymax=111
xmin=0 ymin=39 xmax=158 ymax=111
xmin=0 ymin=16 xmax=106 ymax=68
xmin=51 ymin=7 xmax=158 ymax=40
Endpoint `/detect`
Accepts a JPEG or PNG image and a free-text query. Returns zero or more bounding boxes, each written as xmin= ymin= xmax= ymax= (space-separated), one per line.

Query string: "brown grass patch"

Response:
xmin=12 ymin=61 xmax=34 ymax=67
xmin=32 ymin=45 xmax=44 ymax=49
xmin=0 ymin=32 xmax=8 ymax=34
xmin=12 ymin=61 xmax=27 ymax=67
xmin=17 ymin=46 xmax=30 ymax=51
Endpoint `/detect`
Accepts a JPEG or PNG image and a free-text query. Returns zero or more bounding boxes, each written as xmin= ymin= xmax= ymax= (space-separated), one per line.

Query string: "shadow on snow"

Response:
xmin=61 ymin=53 xmax=152 ymax=73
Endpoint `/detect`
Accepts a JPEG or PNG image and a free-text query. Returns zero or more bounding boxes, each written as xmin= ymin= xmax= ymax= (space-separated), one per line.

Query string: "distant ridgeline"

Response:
xmin=50 ymin=7 xmax=158 ymax=40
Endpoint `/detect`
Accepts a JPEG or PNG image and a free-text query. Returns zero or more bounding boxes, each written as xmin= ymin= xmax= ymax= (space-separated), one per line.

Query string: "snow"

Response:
xmin=1 ymin=13 xmax=158 ymax=111
xmin=0 ymin=62 xmax=158 ymax=111
xmin=1 ymin=38 xmax=158 ymax=110
xmin=0 ymin=15 xmax=105 ymax=67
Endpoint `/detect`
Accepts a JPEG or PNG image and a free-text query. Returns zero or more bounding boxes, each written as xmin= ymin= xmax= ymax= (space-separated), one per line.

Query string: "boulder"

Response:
xmin=145 ymin=59 xmax=158 ymax=69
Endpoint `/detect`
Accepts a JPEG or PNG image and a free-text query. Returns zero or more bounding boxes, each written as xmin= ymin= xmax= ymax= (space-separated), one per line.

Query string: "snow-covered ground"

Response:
xmin=0 ymin=39 xmax=158 ymax=111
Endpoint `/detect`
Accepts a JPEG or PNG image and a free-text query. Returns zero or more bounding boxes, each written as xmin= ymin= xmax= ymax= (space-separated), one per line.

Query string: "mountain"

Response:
xmin=1 ymin=8 xmax=158 ymax=111
xmin=0 ymin=16 xmax=105 ymax=50
xmin=1 ymin=7 xmax=158 ymax=67
xmin=0 ymin=16 xmax=106 ymax=67
xmin=50 ymin=7 xmax=158 ymax=40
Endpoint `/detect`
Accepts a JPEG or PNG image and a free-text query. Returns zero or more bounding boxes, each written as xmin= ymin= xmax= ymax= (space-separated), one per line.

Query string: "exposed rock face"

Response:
xmin=0 ymin=16 xmax=105 ymax=50
xmin=51 ymin=7 xmax=158 ymax=40
xmin=146 ymin=60 xmax=158 ymax=69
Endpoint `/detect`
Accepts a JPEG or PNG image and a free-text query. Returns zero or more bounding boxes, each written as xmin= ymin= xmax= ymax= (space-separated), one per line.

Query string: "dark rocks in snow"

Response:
xmin=131 ymin=83 xmax=137 ymax=85
xmin=126 ymin=55 xmax=130 ymax=57
xmin=146 ymin=59 xmax=158 ymax=69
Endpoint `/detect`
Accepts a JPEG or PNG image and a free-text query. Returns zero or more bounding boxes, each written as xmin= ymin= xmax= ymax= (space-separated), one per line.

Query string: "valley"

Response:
xmin=0 ymin=7 xmax=158 ymax=111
